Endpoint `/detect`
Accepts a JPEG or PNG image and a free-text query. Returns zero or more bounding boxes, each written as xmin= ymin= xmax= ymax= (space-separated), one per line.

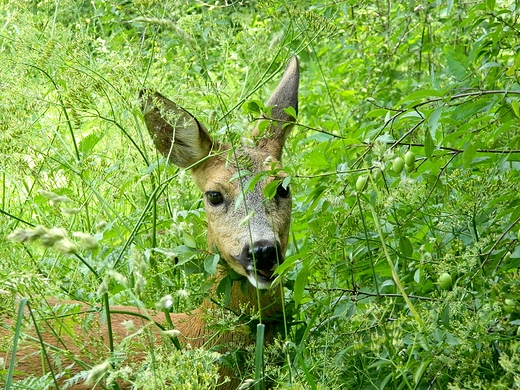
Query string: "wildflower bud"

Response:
xmin=8 ymin=225 xmax=48 ymax=243
xmin=40 ymin=227 xmax=67 ymax=247
xmin=39 ymin=190 xmax=72 ymax=205
xmin=176 ymin=289 xmax=189 ymax=300
xmin=86 ymin=360 xmax=111 ymax=385
xmin=54 ymin=238 xmax=79 ymax=254
xmin=162 ymin=329 xmax=181 ymax=339
xmin=96 ymin=277 xmax=109 ymax=297
xmin=73 ymin=232 xmax=99 ymax=250
xmin=156 ymin=295 xmax=174 ymax=310
xmin=121 ymin=320 xmax=136 ymax=332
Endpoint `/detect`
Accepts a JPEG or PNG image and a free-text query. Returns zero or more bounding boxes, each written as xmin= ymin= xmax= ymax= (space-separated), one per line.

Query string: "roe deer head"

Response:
xmin=141 ymin=55 xmax=299 ymax=290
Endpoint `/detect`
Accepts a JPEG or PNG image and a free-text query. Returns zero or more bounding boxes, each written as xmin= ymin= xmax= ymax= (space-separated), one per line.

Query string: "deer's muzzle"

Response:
xmin=237 ymin=240 xmax=283 ymax=289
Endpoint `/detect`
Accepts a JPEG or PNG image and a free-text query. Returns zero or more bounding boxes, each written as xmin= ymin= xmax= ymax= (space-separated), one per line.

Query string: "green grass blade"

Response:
xmin=5 ymin=298 xmax=28 ymax=390
xmin=254 ymin=323 xmax=265 ymax=390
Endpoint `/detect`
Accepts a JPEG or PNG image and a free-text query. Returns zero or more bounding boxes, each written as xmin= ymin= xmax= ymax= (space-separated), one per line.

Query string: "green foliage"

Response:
xmin=113 ymin=347 xmax=221 ymax=389
xmin=1 ymin=0 xmax=520 ymax=389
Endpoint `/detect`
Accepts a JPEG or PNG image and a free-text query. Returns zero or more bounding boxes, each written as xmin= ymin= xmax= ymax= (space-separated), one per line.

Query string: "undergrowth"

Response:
xmin=1 ymin=0 xmax=520 ymax=389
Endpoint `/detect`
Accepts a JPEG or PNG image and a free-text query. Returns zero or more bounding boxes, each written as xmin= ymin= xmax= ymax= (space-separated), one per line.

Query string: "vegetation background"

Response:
xmin=1 ymin=0 xmax=520 ymax=388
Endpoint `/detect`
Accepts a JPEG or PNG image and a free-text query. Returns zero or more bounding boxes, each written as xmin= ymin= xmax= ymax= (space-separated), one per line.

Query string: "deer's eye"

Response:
xmin=206 ymin=191 xmax=224 ymax=206
xmin=276 ymin=183 xmax=290 ymax=199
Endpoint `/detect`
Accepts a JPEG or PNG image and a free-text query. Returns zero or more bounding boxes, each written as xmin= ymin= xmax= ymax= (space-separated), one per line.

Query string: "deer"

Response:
xmin=0 ymin=55 xmax=299 ymax=389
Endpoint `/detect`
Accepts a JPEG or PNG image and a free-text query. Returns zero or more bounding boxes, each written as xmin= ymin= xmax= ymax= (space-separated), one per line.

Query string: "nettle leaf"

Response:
xmin=79 ymin=132 xmax=103 ymax=155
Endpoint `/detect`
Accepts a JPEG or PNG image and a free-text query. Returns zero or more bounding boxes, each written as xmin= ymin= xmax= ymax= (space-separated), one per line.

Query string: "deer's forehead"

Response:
xmin=191 ymin=148 xmax=283 ymax=191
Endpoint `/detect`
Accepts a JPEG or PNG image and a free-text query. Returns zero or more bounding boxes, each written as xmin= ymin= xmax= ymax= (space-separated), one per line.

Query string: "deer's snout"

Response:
xmin=238 ymin=240 xmax=283 ymax=289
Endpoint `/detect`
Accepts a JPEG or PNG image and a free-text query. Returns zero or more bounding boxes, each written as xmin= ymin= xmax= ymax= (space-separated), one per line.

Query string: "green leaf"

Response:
xmin=254 ymin=324 xmax=265 ymax=386
xmin=463 ymin=139 xmax=478 ymax=168
xmin=399 ymin=236 xmax=413 ymax=258
xmin=281 ymin=176 xmax=291 ymax=189
xmin=424 ymin=125 xmax=434 ymax=159
xmin=79 ymin=132 xmax=103 ymax=155
xmin=445 ymin=49 xmax=467 ymax=79
xmin=173 ymin=245 xmax=198 ymax=265
xmin=263 ymin=179 xmax=280 ymax=199
xmin=243 ymin=100 xmax=264 ymax=114
xmin=365 ymin=108 xmax=389 ymax=118
xmin=414 ymin=359 xmax=432 ymax=385
xmin=294 ymin=262 xmax=309 ymax=308
xmin=204 ymin=253 xmax=220 ymax=275
xmin=283 ymin=106 xmax=297 ymax=119
xmin=427 ymin=106 xmax=442 ymax=140
xmin=216 ymin=275 xmax=231 ymax=306
xmin=397 ymin=89 xmax=445 ymax=105
xmin=511 ymin=99 xmax=520 ymax=119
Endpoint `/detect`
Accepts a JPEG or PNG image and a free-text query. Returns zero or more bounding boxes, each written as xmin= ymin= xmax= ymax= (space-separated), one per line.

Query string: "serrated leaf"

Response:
xmin=79 ymin=132 xmax=103 ymax=155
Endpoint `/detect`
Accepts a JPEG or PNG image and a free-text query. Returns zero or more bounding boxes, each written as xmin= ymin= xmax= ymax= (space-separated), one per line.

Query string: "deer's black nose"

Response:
xmin=245 ymin=241 xmax=282 ymax=279
xmin=250 ymin=245 xmax=277 ymax=268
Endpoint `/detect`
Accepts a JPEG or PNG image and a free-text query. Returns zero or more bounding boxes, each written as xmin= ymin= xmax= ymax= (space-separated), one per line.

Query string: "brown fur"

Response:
xmin=1 ymin=56 xmax=299 ymax=389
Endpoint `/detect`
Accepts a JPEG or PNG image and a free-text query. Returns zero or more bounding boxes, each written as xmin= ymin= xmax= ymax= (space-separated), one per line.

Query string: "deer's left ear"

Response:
xmin=253 ymin=56 xmax=299 ymax=160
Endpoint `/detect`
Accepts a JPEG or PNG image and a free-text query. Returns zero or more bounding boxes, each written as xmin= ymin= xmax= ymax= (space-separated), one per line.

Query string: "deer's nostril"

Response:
xmin=248 ymin=244 xmax=280 ymax=271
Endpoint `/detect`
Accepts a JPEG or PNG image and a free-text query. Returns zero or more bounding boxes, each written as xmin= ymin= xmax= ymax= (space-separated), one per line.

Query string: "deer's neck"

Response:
xmin=172 ymin=269 xmax=284 ymax=349
xmin=202 ymin=268 xmax=283 ymax=321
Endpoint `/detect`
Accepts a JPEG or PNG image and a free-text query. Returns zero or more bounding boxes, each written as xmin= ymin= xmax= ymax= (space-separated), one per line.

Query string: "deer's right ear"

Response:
xmin=140 ymin=90 xmax=213 ymax=168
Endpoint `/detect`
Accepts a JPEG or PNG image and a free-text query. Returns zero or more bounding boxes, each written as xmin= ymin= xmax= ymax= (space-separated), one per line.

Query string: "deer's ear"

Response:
xmin=253 ymin=56 xmax=299 ymax=160
xmin=140 ymin=91 xmax=213 ymax=168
